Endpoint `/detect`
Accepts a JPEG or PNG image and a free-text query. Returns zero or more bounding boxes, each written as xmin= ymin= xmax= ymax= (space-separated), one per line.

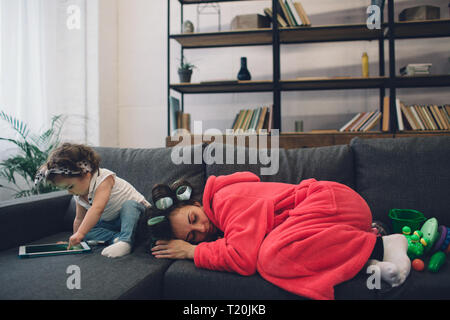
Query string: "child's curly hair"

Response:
xmin=43 ymin=142 xmax=101 ymax=183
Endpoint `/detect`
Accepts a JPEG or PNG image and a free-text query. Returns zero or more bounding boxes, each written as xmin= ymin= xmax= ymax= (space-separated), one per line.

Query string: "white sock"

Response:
xmin=368 ymin=234 xmax=411 ymax=287
xmin=101 ymin=240 xmax=131 ymax=258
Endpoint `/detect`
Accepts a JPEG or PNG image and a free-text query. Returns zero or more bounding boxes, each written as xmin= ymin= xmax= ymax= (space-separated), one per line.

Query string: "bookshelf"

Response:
xmin=165 ymin=131 xmax=450 ymax=149
xmin=167 ymin=0 xmax=450 ymax=140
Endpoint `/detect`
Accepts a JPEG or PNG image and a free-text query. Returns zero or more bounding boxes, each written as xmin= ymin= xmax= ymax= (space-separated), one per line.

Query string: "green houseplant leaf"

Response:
xmin=0 ymin=111 xmax=66 ymax=198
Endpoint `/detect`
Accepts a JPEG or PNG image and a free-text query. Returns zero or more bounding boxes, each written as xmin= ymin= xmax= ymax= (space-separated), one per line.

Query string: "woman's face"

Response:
xmin=169 ymin=204 xmax=217 ymax=244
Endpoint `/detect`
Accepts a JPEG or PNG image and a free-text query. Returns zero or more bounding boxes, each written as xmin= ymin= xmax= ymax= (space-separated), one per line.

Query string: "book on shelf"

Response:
xmin=418 ymin=105 xmax=433 ymax=130
xmin=274 ymin=1 xmax=310 ymax=27
xmin=263 ymin=8 xmax=288 ymax=27
xmin=361 ymin=111 xmax=382 ymax=132
xmin=278 ymin=0 xmax=295 ymax=26
xmin=400 ymin=63 xmax=432 ymax=76
xmin=399 ymin=102 xmax=418 ymax=130
xmin=174 ymin=111 xmax=191 ymax=133
xmin=339 ymin=113 xmax=361 ymax=132
xmin=285 ymin=0 xmax=301 ymax=26
xmin=397 ymin=102 xmax=450 ymax=131
xmin=293 ymin=1 xmax=311 ymax=26
xmin=382 ymin=96 xmax=390 ymax=132
xmin=339 ymin=110 xmax=381 ymax=132
xmin=409 ymin=105 xmax=425 ymax=130
xmin=230 ymin=112 xmax=240 ymax=130
xmin=170 ymin=96 xmax=181 ymax=135
xmin=346 ymin=112 xmax=366 ymax=132
xmin=395 ymin=99 xmax=405 ymax=131
xmin=350 ymin=112 xmax=370 ymax=131
xmin=257 ymin=107 xmax=268 ymax=132
xmin=229 ymin=105 xmax=273 ymax=134
xmin=445 ymin=105 xmax=450 ymax=126
xmin=433 ymin=105 xmax=449 ymax=130
xmin=242 ymin=109 xmax=253 ymax=131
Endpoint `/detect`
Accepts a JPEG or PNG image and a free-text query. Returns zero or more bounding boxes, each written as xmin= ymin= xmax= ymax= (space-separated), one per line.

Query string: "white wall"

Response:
xmin=97 ymin=0 xmax=119 ymax=147
xmin=117 ymin=0 xmax=167 ymax=148
xmin=107 ymin=0 xmax=450 ymax=148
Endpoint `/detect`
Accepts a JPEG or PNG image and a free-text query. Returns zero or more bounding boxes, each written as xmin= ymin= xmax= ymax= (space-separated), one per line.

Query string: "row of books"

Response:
xmin=339 ymin=110 xmax=382 ymax=132
xmin=396 ymin=101 xmax=450 ymax=131
xmin=264 ymin=1 xmax=311 ymax=28
xmin=230 ymin=106 xmax=274 ymax=134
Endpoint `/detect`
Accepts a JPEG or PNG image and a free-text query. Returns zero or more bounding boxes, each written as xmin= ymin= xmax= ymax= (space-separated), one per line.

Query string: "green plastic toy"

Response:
xmin=420 ymin=218 xmax=439 ymax=253
xmin=402 ymin=217 xmax=447 ymax=273
xmin=428 ymin=251 xmax=446 ymax=273
xmin=403 ymin=226 xmax=424 ymax=260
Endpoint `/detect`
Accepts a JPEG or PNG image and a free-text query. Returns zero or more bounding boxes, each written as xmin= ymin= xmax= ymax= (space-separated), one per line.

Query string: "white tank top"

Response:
xmin=74 ymin=168 xmax=150 ymax=221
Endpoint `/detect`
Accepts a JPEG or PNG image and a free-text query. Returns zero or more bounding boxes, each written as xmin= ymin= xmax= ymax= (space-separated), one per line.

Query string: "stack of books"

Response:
xmin=396 ymin=100 xmax=450 ymax=131
xmin=400 ymin=63 xmax=432 ymax=76
xmin=339 ymin=110 xmax=382 ymax=132
xmin=230 ymin=106 xmax=273 ymax=134
xmin=264 ymin=1 xmax=311 ymax=27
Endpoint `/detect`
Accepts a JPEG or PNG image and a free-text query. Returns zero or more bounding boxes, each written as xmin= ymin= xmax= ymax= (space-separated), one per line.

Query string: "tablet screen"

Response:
xmin=19 ymin=242 xmax=90 ymax=258
xmin=25 ymin=244 xmax=74 ymax=254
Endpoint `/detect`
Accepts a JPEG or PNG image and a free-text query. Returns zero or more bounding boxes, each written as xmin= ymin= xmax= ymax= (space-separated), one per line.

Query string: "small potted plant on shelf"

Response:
xmin=178 ymin=57 xmax=195 ymax=83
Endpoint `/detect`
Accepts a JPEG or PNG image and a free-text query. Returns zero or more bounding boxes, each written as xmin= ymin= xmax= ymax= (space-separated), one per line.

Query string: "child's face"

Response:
xmin=169 ymin=204 xmax=217 ymax=244
xmin=53 ymin=173 xmax=92 ymax=196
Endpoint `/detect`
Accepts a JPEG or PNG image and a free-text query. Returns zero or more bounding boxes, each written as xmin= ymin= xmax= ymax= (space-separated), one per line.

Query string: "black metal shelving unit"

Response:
xmin=167 ymin=0 xmax=450 ymax=136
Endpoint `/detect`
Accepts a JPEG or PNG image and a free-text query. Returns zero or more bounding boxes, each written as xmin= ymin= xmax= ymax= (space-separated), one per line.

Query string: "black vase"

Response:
xmin=237 ymin=57 xmax=251 ymax=81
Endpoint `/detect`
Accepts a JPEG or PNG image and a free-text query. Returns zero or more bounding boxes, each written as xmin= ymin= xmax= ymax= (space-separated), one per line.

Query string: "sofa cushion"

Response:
xmin=163 ymin=258 xmax=450 ymax=300
xmin=0 ymin=192 xmax=72 ymax=251
xmin=0 ymin=232 xmax=172 ymax=299
xmin=94 ymin=143 xmax=206 ymax=202
xmin=350 ymin=136 xmax=450 ymax=228
xmin=163 ymin=260 xmax=303 ymax=300
xmin=204 ymin=143 xmax=355 ymax=188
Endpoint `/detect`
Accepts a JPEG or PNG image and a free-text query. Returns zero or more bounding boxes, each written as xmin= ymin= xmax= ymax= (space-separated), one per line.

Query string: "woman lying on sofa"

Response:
xmin=148 ymin=171 xmax=411 ymax=300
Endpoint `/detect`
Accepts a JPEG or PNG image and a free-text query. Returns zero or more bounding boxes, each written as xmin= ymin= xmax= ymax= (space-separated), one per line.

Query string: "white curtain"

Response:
xmin=0 ymin=0 xmax=99 ymax=201
xmin=0 ymin=0 xmax=93 ymax=143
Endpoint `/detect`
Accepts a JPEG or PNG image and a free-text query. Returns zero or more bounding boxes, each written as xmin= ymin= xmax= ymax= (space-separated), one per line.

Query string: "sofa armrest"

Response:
xmin=0 ymin=191 xmax=73 ymax=251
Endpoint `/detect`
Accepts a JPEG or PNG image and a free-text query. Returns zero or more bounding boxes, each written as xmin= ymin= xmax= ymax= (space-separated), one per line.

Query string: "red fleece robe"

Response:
xmin=194 ymin=172 xmax=377 ymax=300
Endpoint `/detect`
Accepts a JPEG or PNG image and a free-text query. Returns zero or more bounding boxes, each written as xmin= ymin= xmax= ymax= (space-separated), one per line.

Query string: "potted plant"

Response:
xmin=178 ymin=57 xmax=196 ymax=83
xmin=0 ymin=112 xmax=65 ymax=198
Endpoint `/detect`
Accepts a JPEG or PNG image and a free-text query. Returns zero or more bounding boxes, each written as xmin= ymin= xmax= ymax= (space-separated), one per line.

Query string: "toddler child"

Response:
xmin=35 ymin=142 xmax=150 ymax=258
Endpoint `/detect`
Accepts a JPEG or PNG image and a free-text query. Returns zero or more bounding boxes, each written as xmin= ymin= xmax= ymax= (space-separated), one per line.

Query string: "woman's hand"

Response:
xmin=151 ymin=239 xmax=196 ymax=260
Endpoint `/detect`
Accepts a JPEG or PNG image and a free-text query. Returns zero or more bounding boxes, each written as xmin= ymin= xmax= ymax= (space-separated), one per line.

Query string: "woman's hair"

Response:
xmin=42 ymin=142 xmax=101 ymax=183
xmin=146 ymin=178 xmax=198 ymax=244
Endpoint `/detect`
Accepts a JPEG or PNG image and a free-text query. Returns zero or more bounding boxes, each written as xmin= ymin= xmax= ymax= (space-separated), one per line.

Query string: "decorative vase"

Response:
xmin=183 ymin=20 xmax=194 ymax=33
xmin=361 ymin=52 xmax=369 ymax=77
xmin=237 ymin=57 xmax=251 ymax=81
xmin=178 ymin=69 xmax=193 ymax=83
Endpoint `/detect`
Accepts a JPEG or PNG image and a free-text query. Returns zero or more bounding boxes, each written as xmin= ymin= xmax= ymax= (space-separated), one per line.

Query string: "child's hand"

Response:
xmin=151 ymin=240 xmax=196 ymax=260
xmin=68 ymin=232 xmax=84 ymax=249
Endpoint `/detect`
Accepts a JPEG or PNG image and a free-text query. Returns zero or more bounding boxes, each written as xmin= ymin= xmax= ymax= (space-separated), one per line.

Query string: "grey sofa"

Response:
xmin=0 ymin=136 xmax=449 ymax=300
